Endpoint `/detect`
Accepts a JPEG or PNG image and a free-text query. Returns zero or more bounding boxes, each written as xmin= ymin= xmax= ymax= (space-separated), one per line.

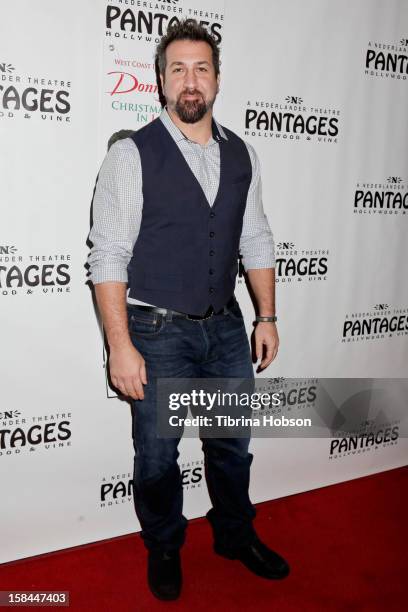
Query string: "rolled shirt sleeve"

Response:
xmin=87 ymin=138 xmax=143 ymax=285
xmin=239 ymin=142 xmax=276 ymax=271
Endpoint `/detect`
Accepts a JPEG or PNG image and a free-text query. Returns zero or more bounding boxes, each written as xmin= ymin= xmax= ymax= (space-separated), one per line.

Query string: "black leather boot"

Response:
xmin=147 ymin=549 xmax=182 ymax=600
xmin=215 ymin=535 xmax=290 ymax=580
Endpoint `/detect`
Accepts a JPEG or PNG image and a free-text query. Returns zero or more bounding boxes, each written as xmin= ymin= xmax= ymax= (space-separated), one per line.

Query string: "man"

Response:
xmin=88 ymin=19 xmax=289 ymax=601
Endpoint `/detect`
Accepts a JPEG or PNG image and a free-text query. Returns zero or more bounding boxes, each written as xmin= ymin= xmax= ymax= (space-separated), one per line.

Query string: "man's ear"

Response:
xmin=160 ymin=72 xmax=165 ymax=92
xmin=216 ymin=73 xmax=220 ymax=93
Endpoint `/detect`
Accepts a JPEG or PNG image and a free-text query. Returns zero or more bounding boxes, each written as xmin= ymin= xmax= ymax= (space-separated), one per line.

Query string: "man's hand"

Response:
xmin=93 ymin=282 xmax=148 ymax=400
xmin=109 ymin=344 xmax=147 ymax=400
xmin=254 ymin=321 xmax=279 ymax=370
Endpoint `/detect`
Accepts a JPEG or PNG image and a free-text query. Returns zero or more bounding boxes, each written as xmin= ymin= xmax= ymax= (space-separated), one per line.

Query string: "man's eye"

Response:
xmin=198 ymin=67 xmax=208 ymax=72
xmin=173 ymin=67 xmax=183 ymax=73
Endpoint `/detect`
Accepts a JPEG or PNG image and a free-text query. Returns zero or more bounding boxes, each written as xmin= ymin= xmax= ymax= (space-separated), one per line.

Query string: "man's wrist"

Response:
xmin=255 ymin=315 xmax=277 ymax=323
xmin=109 ymin=338 xmax=134 ymax=352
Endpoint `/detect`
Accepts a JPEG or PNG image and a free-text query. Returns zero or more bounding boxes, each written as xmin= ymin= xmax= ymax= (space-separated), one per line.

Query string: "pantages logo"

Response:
xmin=0 ymin=244 xmax=71 ymax=297
xmin=275 ymin=241 xmax=329 ymax=283
xmin=0 ymin=62 xmax=71 ymax=122
xmin=245 ymin=96 xmax=340 ymax=144
xmin=255 ymin=377 xmax=318 ymax=420
xmin=100 ymin=472 xmax=133 ymax=507
xmin=365 ymin=38 xmax=408 ymax=80
xmin=329 ymin=420 xmax=399 ymax=459
xmin=105 ymin=0 xmax=223 ymax=44
xmin=99 ymin=459 xmax=203 ymax=507
xmin=106 ymin=50 xmax=162 ymax=124
xmin=0 ymin=409 xmax=72 ymax=458
xmin=342 ymin=304 xmax=408 ymax=343
xmin=354 ymin=176 xmax=407 ymax=216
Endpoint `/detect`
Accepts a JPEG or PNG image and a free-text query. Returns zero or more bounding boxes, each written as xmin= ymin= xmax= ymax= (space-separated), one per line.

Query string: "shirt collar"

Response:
xmin=159 ymin=106 xmax=228 ymax=145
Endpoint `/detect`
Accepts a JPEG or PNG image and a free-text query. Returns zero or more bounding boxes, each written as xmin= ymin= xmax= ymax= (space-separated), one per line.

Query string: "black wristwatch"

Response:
xmin=255 ymin=315 xmax=277 ymax=323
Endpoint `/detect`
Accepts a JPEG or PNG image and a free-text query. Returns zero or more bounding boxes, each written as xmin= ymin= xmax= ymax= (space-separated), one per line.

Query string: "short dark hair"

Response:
xmin=155 ymin=18 xmax=220 ymax=78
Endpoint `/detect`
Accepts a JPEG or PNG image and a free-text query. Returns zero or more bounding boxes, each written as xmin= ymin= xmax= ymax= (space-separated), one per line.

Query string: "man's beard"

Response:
xmin=173 ymin=89 xmax=214 ymax=124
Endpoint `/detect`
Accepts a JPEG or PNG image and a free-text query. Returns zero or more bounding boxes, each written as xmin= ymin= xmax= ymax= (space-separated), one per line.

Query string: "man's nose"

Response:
xmin=183 ymin=67 xmax=198 ymax=90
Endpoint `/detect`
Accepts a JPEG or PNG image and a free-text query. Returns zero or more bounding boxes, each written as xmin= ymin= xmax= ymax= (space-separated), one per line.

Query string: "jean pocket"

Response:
xmin=128 ymin=311 xmax=167 ymax=336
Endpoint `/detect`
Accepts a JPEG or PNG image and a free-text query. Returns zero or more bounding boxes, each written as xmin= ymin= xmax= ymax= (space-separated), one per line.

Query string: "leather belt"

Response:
xmin=128 ymin=295 xmax=236 ymax=321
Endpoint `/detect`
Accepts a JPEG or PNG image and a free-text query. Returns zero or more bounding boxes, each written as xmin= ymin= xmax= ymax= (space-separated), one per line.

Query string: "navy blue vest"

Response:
xmin=127 ymin=116 xmax=252 ymax=315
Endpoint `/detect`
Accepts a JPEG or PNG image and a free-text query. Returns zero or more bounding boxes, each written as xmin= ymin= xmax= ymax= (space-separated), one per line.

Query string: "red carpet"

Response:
xmin=1 ymin=467 xmax=406 ymax=611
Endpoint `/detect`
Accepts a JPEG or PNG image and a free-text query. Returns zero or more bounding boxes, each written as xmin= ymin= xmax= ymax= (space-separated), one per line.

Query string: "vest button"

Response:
xmin=209 ymin=211 xmax=215 ymax=218
xmin=209 ymin=250 xmax=215 ymax=256
xmin=209 ymin=231 xmax=215 ymax=238
xmin=209 ymin=268 xmax=214 ymax=275
xmin=209 ymin=287 xmax=214 ymax=293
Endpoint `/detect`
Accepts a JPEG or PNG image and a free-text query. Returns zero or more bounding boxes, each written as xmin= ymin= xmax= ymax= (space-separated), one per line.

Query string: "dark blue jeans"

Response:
xmin=127 ymin=296 xmax=257 ymax=555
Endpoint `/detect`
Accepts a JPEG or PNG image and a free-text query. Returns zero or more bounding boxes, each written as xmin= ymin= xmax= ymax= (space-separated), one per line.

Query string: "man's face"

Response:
xmin=160 ymin=39 xmax=220 ymax=123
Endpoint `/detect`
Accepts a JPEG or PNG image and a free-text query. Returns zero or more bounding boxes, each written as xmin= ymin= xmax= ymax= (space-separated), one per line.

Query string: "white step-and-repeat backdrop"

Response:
xmin=1 ymin=0 xmax=407 ymax=563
